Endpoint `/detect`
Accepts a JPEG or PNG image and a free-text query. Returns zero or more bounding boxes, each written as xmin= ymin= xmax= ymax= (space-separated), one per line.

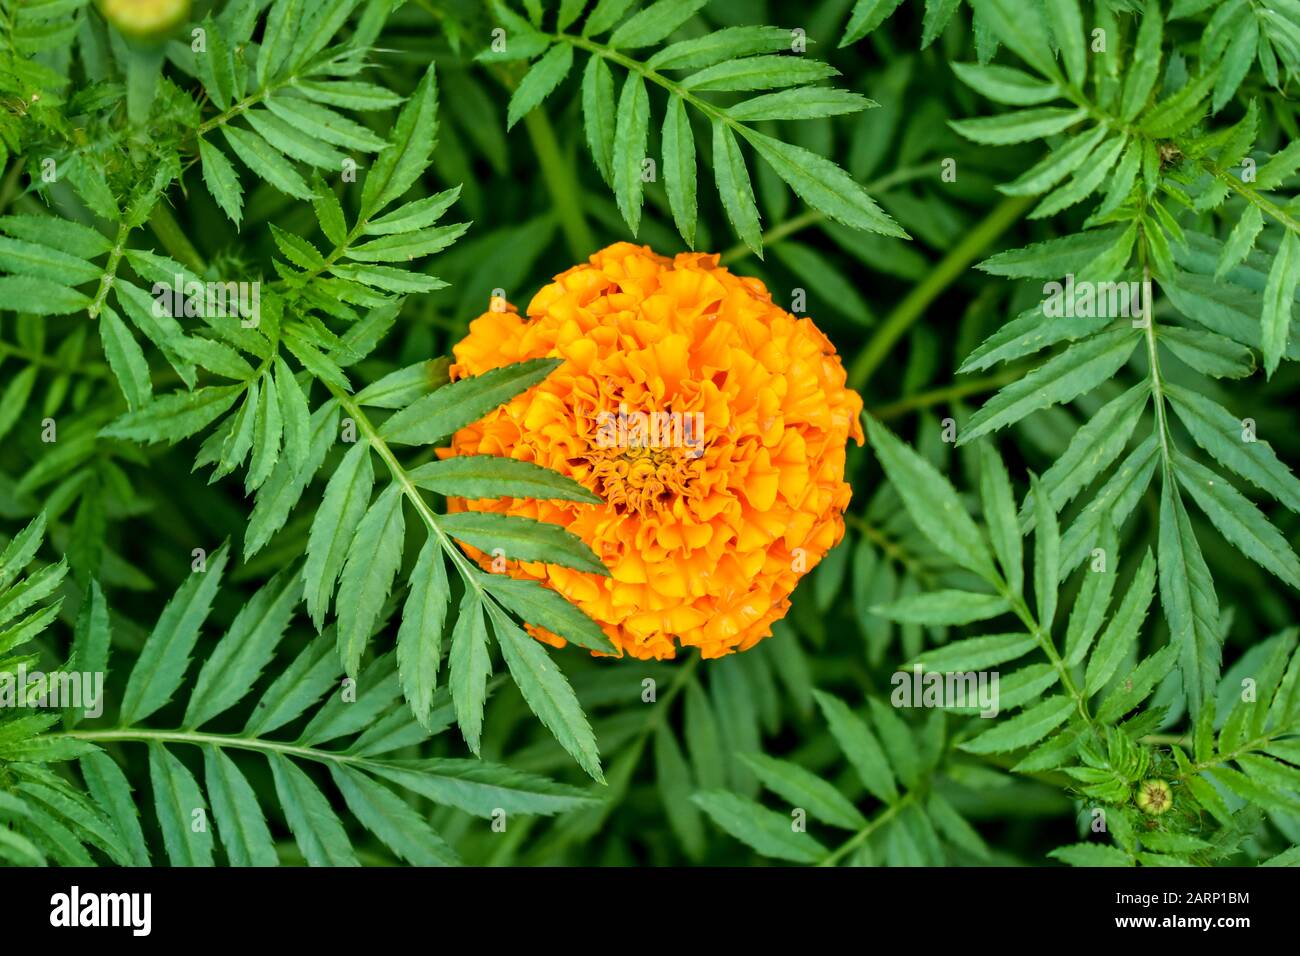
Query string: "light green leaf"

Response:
xmin=409 ymin=455 xmax=600 ymax=503
xmin=741 ymin=752 xmax=867 ymax=830
xmin=148 ymin=743 xmax=214 ymax=866
xmin=303 ymin=439 xmax=374 ymax=628
xmin=1159 ymin=479 xmax=1222 ymax=719
xmin=488 ymin=602 xmax=603 ymax=782
xmin=744 ymin=129 xmax=906 ymax=238
xmin=121 ymin=544 xmax=230 ymax=726
xmin=866 ymin=417 xmax=997 ymax=581
xmin=1261 ymin=231 xmax=1300 ymax=377
xmin=397 ymin=539 xmax=449 ymax=730
xmin=959 ymin=695 xmax=1075 ymax=754
xmin=507 ymin=43 xmax=574 ymax=129
xmin=1085 ymin=550 xmax=1156 ymax=695
xmin=439 ymin=511 xmax=606 ymax=575
xmin=185 ymin=568 xmax=300 ymax=728
xmin=381 ymin=358 xmax=560 ymax=446
xmin=612 ymin=73 xmax=650 ymax=234
xmin=692 ymin=791 xmax=827 ymax=863
xmin=267 ymin=752 xmax=359 ymax=866
xmin=203 ymin=746 xmax=277 ymax=867
xmin=482 ymin=575 xmax=616 ymax=654
xmin=873 ymin=590 xmax=1010 ymax=625
xmin=662 ymin=95 xmax=698 ymax=247
xmin=813 ymin=690 xmax=897 ymax=803
xmin=449 ymin=592 xmax=491 ymax=755
xmin=336 ymin=484 xmax=406 ymax=676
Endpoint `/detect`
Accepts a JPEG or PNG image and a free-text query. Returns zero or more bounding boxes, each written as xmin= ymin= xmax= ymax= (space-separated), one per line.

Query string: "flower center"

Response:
xmin=578 ymin=410 xmax=706 ymax=515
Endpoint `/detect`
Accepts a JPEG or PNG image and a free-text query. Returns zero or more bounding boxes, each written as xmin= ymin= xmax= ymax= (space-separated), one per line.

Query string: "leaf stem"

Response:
xmin=59 ymin=727 xmax=387 ymax=771
xmin=87 ymin=221 xmax=132 ymax=320
xmin=847 ymin=194 xmax=1035 ymax=392
xmin=818 ymin=791 xmax=915 ymax=866
xmin=1207 ymin=165 xmax=1300 ymax=235
xmin=522 ymin=108 xmax=596 ymax=260
xmin=148 ymin=203 xmax=207 ymax=275
xmin=867 ymin=366 xmax=1026 ymax=420
xmin=717 ymin=163 xmax=934 ymax=265
xmin=324 ymin=381 xmax=485 ymax=592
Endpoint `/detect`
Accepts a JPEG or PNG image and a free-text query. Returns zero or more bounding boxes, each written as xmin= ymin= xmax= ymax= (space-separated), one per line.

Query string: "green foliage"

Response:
xmin=0 ymin=0 xmax=1297 ymax=868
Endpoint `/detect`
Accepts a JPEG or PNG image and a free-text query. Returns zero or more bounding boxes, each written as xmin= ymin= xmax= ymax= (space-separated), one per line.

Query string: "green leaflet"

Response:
xmin=507 ymin=43 xmax=574 ymax=129
xmin=959 ymin=695 xmax=1075 ymax=754
xmin=952 ymin=62 xmax=1060 ymax=105
xmin=743 ymin=129 xmax=906 ymax=238
xmin=303 ymin=438 xmax=374 ymax=628
xmin=336 ymin=484 xmax=406 ymax=677
xmin=1159 ymin=480 xmax=1223 ymax=719
xmin=409 ymin=455 xmax=600 ymax=503
xmin=148 ymin=743 xmax=214 ymax=866
xmin=1174 ymin=453 xmax=1300 ymax=589
xmin=961 ymin=329 xmax=1140 ymax=443
xmin=813 ymin=690 xmax=898 ymax=803
xmin=867 ymin=417 xmax=997 ymax=581
xmin=396 ymin=539 xmax=450 ymax=730
xmin=662 ymin=95 xmax=697 ymax=248
xmin=873 ymin=590 xmax=1010 ymax=626
xmin=481 ymin=575 xmax=616 ymax=654
xmin=120 ymin=544 xmax=230 ymax=726
xmin=487 ymin=602 xmax=603 ymax=782
xmin=741 ymin=753 xmax=868 ymax=830
xmin=185 ymin=568 xmax=301 ymax=728
xmin=980 ymin=444 xmax=1023 ymax=595
xmin=439 ymin=511 xmax=606 ymax=575
xmin=950 ymin=107 xmax=1086 ymax=145
xmin=361 ymin=63 xmax=440 ymax=217
xmin=448 ymin=592 xmax=491 ymax=756
xmin=1166 ymin=385 xmax=1300 ymax=514
xmin=381 ymin=357 xmax=560 ymax=446
xmin=712 ymin=120 xmax=763 ymax=256
xmin=909 ymin=633 xmax=1037 ymax=672
xmin=692 ymin=791 xmax=827 ymax=863
xmin=1084 ymin=550 xmax=1156 ymax=696
xmin=203 ymin=746 xmax=278 ymax=867
xmin=329 ymin=765 xmax=459 ymax=866
xmin=268 ymin=752 xmax=360 ymax=867
xmin=581 ymin=56 xmax=617 ymax=184
xmin=612 ymin=72 xmax=650 ymax=234
xmin=1030 ymin=474 xmax=1060 ymax=629
xmin=1261 ymin=231 xmax=1300 ymax=377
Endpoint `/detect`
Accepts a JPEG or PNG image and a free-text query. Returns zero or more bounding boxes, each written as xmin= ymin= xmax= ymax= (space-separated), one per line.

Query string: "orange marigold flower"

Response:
xmin=444 ymin=242 xmax=864 ymax=660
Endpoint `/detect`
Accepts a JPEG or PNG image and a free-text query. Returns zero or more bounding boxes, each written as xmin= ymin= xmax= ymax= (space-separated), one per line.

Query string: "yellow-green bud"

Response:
xmin=1136 ymin=778 xmax=1172 ymax=815
xmin=100 ymin=0 xmax=191 ymax=40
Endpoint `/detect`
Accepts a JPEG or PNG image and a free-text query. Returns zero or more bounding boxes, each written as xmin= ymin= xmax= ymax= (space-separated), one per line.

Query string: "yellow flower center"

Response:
xmin=581 ymin=430 xmax=701 ymax=515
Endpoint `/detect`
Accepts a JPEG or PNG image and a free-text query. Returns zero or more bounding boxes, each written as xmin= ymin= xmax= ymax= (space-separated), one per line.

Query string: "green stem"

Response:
xmin=994 ymin=576 xmax=1095 ymax=728
xmin=0 ymin=341 xmax=111 ymax=378
xmin=717 ymin=164 xmax=933 ymax=266
xmin=324 ymin=381 xmax=485 ymax=591
xmin=1209 ymin=165 xmax=1300 ymax=235
xmin=523 ymin=108 xmax=596 ymax=260
xmin=844 ymin=512 xmax=935 ymax=587
xmin=847 ymin=195 xmax=1035 ymax=392
xmin=148 ymin=204 xmax=206 ymax=275
xmin=868 ymin=366 xmax=1026 ymax=421
xmin=558 ymin=33 xmax=735 ymax=129
xmin=87 ymin=222 xmax=132 ymax=320
xmin=59 ymin=727 xmax=382 ymax=770
xmin=1136 ymin=235 xmax=1172 ymax=473
xmin=0 ymin=159 xmax=24 ymax=214
xmin=818 ymin=792 xmax=915 ymax=866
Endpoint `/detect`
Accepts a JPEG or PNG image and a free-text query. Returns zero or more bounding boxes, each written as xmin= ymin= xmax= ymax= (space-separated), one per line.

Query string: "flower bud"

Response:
xmin=100 ymin=0 xmax=191 ymax=41
xmin=1136 ymin=778 xmax=1172 ymax=815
